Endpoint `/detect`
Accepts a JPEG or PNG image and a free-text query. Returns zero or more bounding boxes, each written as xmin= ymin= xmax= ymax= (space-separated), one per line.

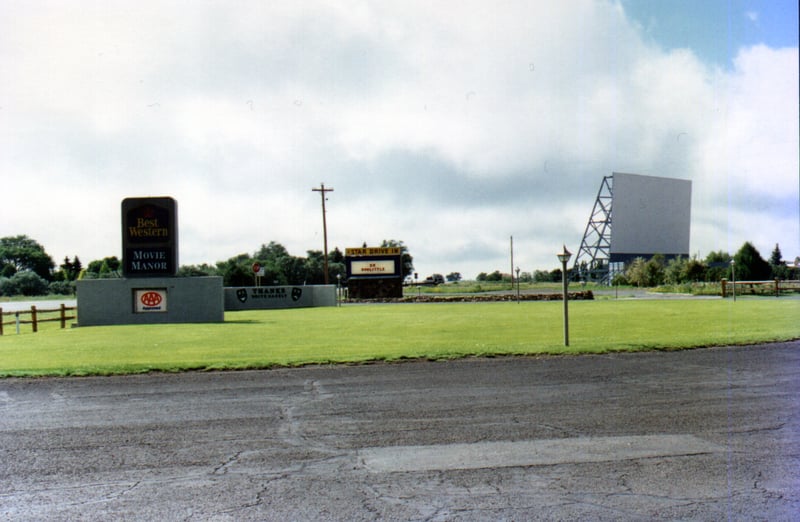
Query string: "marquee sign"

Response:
xmin=344 ymin=246 xmax=404 ymax=298
xmin=122 ymin=197 xmax=178 ymax=277
xmin=345 ymin=247 xmax=401 ymax=256
xmin=344 ymin=246 xmax=402 ymax=280
xmin=350 ymin=260 xmax=397 ymax=276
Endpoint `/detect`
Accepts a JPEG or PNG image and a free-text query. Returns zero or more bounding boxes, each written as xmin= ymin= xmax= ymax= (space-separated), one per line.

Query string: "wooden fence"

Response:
xmin=0 ymin=304 xmax=76 ymax=335
xmin=721 ymin=279 xmax=800 ymax=298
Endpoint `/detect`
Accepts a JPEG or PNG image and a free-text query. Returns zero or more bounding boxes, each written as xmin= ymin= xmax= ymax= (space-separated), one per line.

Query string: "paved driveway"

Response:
xmin=1 ymin=342 xmax=798 ymax=520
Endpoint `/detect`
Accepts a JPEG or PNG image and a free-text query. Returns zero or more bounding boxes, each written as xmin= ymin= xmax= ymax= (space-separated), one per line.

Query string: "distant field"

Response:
xmin=0 ymin=299 xmax=798 ymax=377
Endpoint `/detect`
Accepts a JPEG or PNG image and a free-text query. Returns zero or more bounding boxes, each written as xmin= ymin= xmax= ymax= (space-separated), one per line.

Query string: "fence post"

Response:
xmin=31 ymin=305 xmax=38 ymax=333
xmin=0 ymin=307 xmax=3 ymax=335
xmin=16 ymin=312 xmax=20 ymax=334
xmin=721 ymin=278 xmax=727 ymax=298
xmin=60 ymin=303 xmax=67 ymax=329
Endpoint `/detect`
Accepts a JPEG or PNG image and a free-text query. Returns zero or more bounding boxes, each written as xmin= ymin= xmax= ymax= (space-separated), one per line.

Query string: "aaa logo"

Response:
xmin=140 ymin=291 xmax=162 ymax=307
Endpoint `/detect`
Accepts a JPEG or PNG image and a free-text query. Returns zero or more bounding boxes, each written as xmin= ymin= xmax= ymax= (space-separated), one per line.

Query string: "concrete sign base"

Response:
xmin=224 ymin=285 xmax=336 ymax=310
xmin=77 ymin=277 xmax=224 ymax=326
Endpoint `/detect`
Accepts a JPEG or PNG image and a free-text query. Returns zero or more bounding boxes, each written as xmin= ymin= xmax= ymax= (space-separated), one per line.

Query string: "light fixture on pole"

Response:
xmin=515 ymin=266 xmax=521 ymax=303
xmin=731 ymin=259 xmax=736 ymax=302
xmin=557 ymin=245 xmax=572 ymax=346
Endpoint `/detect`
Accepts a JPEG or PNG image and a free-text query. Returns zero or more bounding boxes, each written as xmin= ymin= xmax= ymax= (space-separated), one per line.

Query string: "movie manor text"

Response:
xmin=127 ymin=249 xmax=170 ymax=272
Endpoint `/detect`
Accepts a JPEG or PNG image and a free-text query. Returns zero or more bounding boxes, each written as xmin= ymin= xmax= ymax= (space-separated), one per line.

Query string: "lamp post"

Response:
xmin=336 ymin=273 xmax=342 ymax=306
xmin=557 ymin=245 xmax=572 ymax=346
xmin=515 ymin=267 xmax=521 ymax=303
xmin=731 ymin=259 xmax=736 ymax=302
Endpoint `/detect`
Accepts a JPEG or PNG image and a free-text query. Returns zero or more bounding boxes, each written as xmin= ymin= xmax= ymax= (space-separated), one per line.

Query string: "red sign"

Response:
xmin=134 ymin=289 xmax=167 ymax=312
xmin=140 ymin=291 xmax=163 ymax=307
xmin=252 ymin=262 xmax=261 ymax=274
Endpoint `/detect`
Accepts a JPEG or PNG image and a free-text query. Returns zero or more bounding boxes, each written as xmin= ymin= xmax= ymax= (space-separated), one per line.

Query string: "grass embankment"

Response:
xmin=1 ymin=299 xmax=798 ymax=377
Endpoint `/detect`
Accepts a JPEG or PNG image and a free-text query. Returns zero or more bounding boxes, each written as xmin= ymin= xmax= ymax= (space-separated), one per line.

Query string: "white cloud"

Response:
xmin=0 ymin=1 xmax=796 ymax=279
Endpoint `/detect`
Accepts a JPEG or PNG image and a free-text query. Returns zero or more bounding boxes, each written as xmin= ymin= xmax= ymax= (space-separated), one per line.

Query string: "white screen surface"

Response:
xmin=610 ymin=173 xmax=691 ymax=256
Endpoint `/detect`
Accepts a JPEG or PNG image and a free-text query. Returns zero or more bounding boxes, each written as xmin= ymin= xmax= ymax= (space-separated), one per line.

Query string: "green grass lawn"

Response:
xmin=1 ymin=299 xmax=798 ymax=377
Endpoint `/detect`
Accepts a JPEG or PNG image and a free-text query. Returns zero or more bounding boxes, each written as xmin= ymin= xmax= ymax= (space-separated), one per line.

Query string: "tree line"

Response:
xmin=527 ymin=242 xmax=794 ymax=286
xmin=0 ymin=235 xmax=413 ymax=296
xmin=1 ymin=234 xmax=796 ymax=297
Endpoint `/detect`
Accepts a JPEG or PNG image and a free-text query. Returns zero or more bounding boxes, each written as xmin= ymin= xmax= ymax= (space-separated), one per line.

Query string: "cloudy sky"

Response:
xmin=1 ymin=0 xmax=797 ymax=279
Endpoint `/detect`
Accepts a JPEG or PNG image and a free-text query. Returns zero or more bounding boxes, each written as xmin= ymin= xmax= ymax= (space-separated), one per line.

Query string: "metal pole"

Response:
xmin=562 ymin=258 xmax=569 ymax=346
xmin=510 ymin=236 xmax=514 ymax=292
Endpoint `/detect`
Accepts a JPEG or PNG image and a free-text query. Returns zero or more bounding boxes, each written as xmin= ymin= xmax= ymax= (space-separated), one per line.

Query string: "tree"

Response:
xmin=216 ymin=253 xmax=255 ymax=287
xmin=0 ymin=235 xmax=55 ymax=280
xmin=532 ymin=270 xmax=551 ymax=283
xmin=684 ymin=257 xmax=706 ymax=282
xmin=329 ymin=247 xmax=345 ymax=264
xmin=645 ymin=254 xmax=666 ymax=286
xmin=254 ymin=241 xmax=294 ymax=284
xmin=177 ymin=264 xmax=218 ymax=277
xmin=56 ymin=256 xmax=83 ymax=281
xmin=664 ymin=256 xmax=687 ymax=285
xmin=733 ymin=242 xmax=771 ymax=281
xmin=769 ymin=243 xmax=788 ymax=279
xmin=255 ymin=241 xmax=289 ymax=261
xmin=446 ymin=272 xmax=462 ymax=283
xmin=625 ymin=257 xmax=647 ymax=287
xmin=703 ymin=250 xmax=731 ymax=282
xmin=769 ymin=243 xmax=783 ymax=266
xmin=485 ymin=270 xmax=503 ymax=282
xmin=380 ymin=239 xmax=414 ymax=279
xmin=84 ymin=256 xmax=121 ymax=278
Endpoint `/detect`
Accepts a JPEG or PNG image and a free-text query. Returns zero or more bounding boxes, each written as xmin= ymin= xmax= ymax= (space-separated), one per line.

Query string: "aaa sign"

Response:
xmin=134 ymin=289 xmax=168 ymax=313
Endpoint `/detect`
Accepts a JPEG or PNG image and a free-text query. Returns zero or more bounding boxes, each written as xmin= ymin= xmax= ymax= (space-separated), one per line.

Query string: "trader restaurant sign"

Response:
xmin=121 ymin=197 xmax=178 ymax=277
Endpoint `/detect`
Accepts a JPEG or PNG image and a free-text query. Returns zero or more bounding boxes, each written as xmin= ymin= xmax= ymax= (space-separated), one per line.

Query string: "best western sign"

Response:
xmin=122 ymin=197 xmax=178 ymax=277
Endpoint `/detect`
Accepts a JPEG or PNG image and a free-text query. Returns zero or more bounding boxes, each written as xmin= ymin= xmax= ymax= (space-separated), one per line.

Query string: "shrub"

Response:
xmin=49 ymin=280 xmax=76 ymax=296
xmin=0 ymin=276 xmax=13 ymax=296
xmin=9 ymin=271 xmax=49 ymax=296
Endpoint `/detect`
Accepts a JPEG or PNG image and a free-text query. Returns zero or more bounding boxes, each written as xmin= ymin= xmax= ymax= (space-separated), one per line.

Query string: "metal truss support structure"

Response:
xmin=573 ymin=175 xmax=613 ymax=283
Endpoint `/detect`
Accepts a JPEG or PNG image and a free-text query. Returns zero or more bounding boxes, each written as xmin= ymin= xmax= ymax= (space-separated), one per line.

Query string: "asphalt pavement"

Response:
xmin=1 ymin=341 xmax=799 ymax=520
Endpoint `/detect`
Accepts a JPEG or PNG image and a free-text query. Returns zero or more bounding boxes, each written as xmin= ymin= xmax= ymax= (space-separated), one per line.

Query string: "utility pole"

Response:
xmin=312 ymin=183 xmax=334 ymax=284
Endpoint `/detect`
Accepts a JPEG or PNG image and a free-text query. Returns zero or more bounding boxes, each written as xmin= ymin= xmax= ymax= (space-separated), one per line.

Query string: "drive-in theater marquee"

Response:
xmin=345 ymin=247 xmax=403 ymax=298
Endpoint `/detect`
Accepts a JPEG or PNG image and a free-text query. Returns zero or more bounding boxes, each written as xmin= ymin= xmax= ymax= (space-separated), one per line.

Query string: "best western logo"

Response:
xmin=128 ymin=218 xmax=170 ymax=239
